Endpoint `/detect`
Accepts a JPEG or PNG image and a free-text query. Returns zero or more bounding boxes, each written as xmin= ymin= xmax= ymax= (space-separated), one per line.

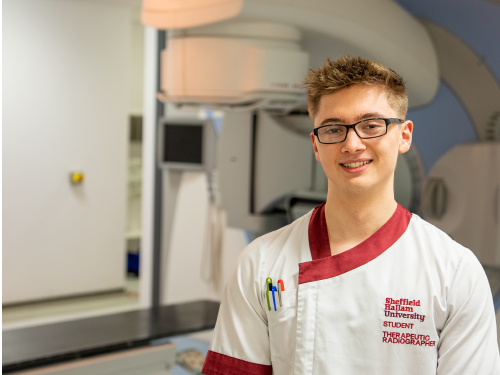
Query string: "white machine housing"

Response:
xmin=422 ymin=143 xmax=500 ymax=266
xmin=160 ymin=23 xmax=309 ymax=111
xmin=143 ymin=0 xmax=439 ymax=110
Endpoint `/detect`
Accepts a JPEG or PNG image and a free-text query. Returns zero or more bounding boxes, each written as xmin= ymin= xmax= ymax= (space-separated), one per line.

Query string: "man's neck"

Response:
xmin=324 ymin=183 xmax=398 ymax=256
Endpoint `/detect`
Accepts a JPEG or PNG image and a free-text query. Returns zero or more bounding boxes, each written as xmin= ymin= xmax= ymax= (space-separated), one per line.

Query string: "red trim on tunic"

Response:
xmin=308 ymin=203 xmax=331 ymax=260
xmin=300 ymin=203 xmax=411 ymax=284
xmin=201 ymin=350 xmax=272 ymax=375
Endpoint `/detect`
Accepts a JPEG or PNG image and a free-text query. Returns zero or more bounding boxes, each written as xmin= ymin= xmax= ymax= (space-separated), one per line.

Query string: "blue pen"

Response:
xmin=272 ymin=286 xmax=277 ymax=311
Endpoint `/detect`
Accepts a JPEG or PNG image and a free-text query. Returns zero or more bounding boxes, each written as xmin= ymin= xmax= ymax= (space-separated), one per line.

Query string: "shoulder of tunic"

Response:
xmin=259 ymin=209 xmax=313 ymax=248
xmin=404 ymin=214 xmax=485 ymax=283
xmin=407 ymin=214 xmax=468 ymax=256
xmin=234 ymin=209 xmax=314 ymax=282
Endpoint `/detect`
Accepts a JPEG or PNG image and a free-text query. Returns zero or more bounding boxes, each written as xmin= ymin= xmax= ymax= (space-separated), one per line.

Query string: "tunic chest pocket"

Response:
xmin=267 ymin=289 xmax=298 ymax=367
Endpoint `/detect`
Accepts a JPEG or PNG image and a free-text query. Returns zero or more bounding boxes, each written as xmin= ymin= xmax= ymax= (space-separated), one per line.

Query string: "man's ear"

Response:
xmin=311 ymin=132 xmax=321 ymax=161
xmin=398 ymin=121 xmax=413 ymax=154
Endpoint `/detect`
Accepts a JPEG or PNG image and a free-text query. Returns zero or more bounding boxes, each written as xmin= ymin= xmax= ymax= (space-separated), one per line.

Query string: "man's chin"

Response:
xmin=334 ymin=175 xmax=377 ymax=194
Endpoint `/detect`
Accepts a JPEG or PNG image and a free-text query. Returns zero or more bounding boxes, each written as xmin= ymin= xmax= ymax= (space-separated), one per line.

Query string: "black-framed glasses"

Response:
xmin=313 ymin=118 xmax=404 ymax=144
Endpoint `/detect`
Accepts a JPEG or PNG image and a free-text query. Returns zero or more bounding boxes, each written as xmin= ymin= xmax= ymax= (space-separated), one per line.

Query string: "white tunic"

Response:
xmin=202 ymin=204 xmax=500 ymax=375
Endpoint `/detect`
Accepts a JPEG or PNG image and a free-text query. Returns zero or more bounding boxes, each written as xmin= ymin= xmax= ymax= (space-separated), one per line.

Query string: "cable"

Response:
xmin=200 ymin=170 xmax=224 ymax=292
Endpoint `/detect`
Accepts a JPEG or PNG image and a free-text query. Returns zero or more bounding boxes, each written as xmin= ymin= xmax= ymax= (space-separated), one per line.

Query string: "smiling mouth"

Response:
xmin=340 ymin=160 xmax=372 ymax=168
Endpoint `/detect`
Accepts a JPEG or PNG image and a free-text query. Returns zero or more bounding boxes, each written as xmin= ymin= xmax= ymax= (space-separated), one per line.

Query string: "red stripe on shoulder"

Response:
xmin=201 ymin=351 xmax=272 ymax=375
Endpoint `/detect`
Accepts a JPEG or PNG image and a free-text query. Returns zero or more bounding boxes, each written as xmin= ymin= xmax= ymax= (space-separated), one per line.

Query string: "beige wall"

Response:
xmin=129 ymin=8 xmax=144 ymax=116
xmin=3 ymin=0 xmax=131 ymax=304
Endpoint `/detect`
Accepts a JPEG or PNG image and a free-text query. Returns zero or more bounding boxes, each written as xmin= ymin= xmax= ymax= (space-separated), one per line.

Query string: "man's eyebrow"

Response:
xmin=319 ymin=112 xmax=386 ymax=126
xmin=357 ymin=112 xmax=386 ymax=121
xmin=319 ymin=117 xmax=344 ymax=126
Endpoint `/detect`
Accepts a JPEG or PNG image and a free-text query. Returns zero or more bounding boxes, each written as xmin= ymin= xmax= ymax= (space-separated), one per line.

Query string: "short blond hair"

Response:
xmin=303 ymin=56 xmax=408 ymax=119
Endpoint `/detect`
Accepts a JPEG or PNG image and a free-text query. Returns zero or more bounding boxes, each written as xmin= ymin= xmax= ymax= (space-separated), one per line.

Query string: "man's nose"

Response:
xmin=342 ymin=128 xmax=366 ymax=152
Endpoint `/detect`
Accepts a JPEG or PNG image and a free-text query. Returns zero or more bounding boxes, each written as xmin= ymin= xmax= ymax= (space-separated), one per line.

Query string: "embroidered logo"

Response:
xmin=382 ymin=297 xmax=436 ymax=347
xmin=384 ymin=298 xmax=425 ymax=322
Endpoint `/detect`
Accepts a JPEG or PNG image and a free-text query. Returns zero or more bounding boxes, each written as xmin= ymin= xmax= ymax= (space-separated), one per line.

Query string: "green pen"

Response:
xmin=266 ymin=277 xmax=273 ymax=311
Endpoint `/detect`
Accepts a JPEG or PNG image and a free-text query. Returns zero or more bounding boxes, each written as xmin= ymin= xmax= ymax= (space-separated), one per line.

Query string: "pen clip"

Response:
xmin=278 ymin=279 xmax=285 ymax=291
xmin=266 ymin=277 xmax=273 ymax=311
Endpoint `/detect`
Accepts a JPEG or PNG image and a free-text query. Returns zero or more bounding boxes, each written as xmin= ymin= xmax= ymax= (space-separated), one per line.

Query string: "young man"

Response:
xmin=201 ymin=56 xmax=500 ymax=374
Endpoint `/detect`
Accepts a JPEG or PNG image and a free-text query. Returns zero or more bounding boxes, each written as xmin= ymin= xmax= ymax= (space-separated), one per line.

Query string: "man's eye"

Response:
xmin=325 ymin=127 xmax=343 ymax=134
xmin=363 ymin=119 xmax=385 ymax=126
xmin=362 ymin=123 xmax=383 ymax=130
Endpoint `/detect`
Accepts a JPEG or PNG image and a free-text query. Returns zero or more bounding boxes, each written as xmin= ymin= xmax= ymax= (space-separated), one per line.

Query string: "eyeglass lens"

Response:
xmin=318 ymin=119 xmax=387 ymax=143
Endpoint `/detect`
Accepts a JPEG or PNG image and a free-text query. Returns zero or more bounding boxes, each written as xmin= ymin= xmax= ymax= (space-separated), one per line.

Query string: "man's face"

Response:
xmin=310 ymin=85 xmax=413 ymax=195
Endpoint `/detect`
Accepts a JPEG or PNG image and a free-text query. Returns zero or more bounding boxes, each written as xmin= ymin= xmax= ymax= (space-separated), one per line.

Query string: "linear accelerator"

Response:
xmin=142 ymin=0 xmax=437 ymax=233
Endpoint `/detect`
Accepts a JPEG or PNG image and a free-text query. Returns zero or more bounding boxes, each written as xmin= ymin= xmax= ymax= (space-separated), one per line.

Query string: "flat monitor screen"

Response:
xmin=162 ymin=124 xmax=203 ymax=165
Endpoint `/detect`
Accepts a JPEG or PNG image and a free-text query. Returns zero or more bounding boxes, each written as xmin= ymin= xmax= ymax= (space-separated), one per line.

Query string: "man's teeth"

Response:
xmin=342 ymin=161 xmax=371 ymax=168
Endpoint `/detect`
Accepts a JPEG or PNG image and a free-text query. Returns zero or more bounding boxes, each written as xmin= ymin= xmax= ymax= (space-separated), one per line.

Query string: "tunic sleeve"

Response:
xmin=202 ymin=238 xmax=272 ymax=375
xmin=437 ymin=249 xmax=500 ymax=374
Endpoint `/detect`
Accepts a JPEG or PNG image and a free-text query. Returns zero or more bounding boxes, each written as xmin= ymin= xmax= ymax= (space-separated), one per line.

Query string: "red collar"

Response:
xmin=300 ymin=202 xmax=411 ymax=284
